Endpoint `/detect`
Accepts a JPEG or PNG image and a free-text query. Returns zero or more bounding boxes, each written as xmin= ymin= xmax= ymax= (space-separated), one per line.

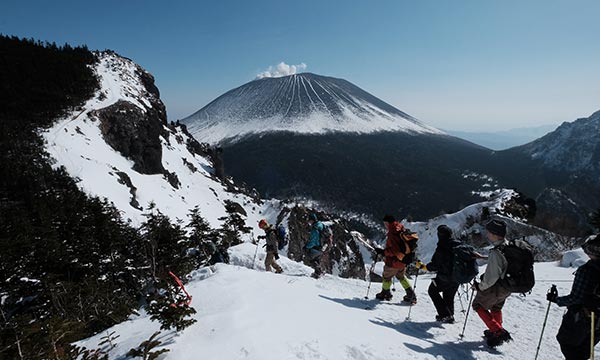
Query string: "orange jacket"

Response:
xmin=383 ymin=221 xmax=412 ymax=268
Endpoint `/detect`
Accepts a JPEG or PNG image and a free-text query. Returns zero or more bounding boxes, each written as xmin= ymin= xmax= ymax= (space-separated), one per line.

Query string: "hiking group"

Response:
xmin=256 ymin=213 xmax=332 ymax=278
xmin=253 ymin=213 xmax=599 ymax=358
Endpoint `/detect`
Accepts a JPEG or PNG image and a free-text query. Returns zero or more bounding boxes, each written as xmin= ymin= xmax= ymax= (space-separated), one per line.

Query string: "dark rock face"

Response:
xmin=114 ymin=170 xmax=142 ymax=209
xmin=94 ymin=100 xmax=167 ymax=174
xmin=281 ymin=206 xmax=366 ymax=279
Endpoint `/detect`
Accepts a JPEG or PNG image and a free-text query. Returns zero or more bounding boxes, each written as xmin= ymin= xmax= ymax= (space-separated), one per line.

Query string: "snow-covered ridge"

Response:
xmin=516 ymin=109 xmax=600 ymax=173
xmin=43 ymin=51 xmax=276 ymax=228
xmin=182 ymin=73 xmax=443 ymax=144
xmin=403 ymin=189 xmax=570 ymax=263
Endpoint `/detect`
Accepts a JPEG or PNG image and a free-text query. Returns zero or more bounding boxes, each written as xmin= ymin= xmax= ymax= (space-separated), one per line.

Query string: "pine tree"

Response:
xmin=140 ymin=204 xmax=195 ymax=280
xmin=146 ymin=280 xmax=197 ymax=331
xmin=126 ymin=331 xmax=170 ymax=360
xmin=187 ymin=207 xmax=218 ymax=266
xmin=218 ymin=200 xmax=252 ymax=247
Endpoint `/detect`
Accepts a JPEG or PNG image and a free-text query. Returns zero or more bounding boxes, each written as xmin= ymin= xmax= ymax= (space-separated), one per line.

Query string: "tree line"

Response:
xmin=0 ymin=35 xmax=248 ymax=359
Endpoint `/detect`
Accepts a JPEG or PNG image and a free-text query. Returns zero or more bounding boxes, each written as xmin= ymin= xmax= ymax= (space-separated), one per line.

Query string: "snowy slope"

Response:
xmin=77 ymin=243 xmax=580 ymax=360
xmin=182 ymin=73 xmax=443 ymax=144
xmin=513 ymin=109 xmax=600 ymax=173
xmin=43 ymin=52 xmax=277 ymax=228
xmin=400 ymin=189 xmax=569 ymax=263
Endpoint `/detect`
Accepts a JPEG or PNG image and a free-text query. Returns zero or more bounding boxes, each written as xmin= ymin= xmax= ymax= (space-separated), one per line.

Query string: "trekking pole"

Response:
xmin=591 ymin=311 xmax=595 ymax=360
xmin=457 ymin=287 xmax=465 ymax=313
xmin=405 ymin=269 xmax=419 ymax=321
xmin=364 ymin=253 xmax=379 ymax=299
xmin=459 ymin=286 xmax=476 ymax=339
xmin=251 ymin=231 xmax=259 ymax=270
xmin=534 ymin=284 xmax=556 ymax=360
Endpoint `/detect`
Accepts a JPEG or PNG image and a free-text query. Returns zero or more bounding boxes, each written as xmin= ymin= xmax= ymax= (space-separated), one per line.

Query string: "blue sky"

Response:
xmin=3 ymin=0 xmax=600 ymax=131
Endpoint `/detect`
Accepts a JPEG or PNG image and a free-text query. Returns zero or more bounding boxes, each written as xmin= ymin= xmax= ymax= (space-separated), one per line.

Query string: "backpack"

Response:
xmin=318 ymin=223 xmax=333 ymax=249
xmin=451 ymin=244 xmax=479 ymax=284
xmin=276 ymin=224 xmax=288 ymax=251
xmin=400 ymin=229 xmax=418 ymax=264
xmin=585 ymin=262 xmax=600 ymax=312
xmin=498 ymin=239 xmax=535 ymax=294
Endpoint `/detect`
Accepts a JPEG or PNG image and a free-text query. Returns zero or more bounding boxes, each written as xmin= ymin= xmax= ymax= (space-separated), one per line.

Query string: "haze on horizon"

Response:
xmin=3 ymin=0 xmax=600 ymax=132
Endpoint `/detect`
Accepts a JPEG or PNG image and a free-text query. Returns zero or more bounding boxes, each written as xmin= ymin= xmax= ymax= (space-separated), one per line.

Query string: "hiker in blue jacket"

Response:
xmin=304 ymin=213 xmax=331 ymax=278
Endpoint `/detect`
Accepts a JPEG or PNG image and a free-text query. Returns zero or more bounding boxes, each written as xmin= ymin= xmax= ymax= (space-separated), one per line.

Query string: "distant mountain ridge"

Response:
xmin=513 ymin=110 xmax=600 ymax=173
xmin=447 ymin=123 xmax=559 ymax=150
xmin=182 ymin=73 xmax=442 ymax=144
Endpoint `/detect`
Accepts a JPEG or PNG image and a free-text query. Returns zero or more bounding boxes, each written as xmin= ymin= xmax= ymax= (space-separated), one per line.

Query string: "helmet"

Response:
xmin=258 ymin=219 xmax=268 ymax=229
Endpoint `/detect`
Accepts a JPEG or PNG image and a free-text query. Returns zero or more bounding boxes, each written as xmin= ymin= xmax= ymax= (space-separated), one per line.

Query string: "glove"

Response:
xmin=374 ymin=248 xmax=385 ymax=255
xmin=471 ymin=281 xmax=480 ymax=291
xmin=415 ymin=260 xmax=427 ymax=271
xmin=546 ymin=285 xmax=558 ymax=303
xmin=275 ymin=253 xmax=280 ymax=260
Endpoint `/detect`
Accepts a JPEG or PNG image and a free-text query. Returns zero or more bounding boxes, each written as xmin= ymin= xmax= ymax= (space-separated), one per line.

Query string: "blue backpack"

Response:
xmin=276 ymin=224 xmax=287 ymax=250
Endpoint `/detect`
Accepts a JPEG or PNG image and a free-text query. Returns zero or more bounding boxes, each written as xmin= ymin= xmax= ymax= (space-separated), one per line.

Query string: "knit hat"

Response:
xmin=582 ymin=235 xmax=600 ymax=257
xmin=382 ymin=215 xmax=396 ymax=223
xmin=258 ymin=219 xmax=268 ymax=229
xmin=437 ymin=225 xmax=453 ymax=240
xmin=308 ymin=213 xmax=318 ymax=222
xmin=486 ymin=219 xmax=506 ymax=237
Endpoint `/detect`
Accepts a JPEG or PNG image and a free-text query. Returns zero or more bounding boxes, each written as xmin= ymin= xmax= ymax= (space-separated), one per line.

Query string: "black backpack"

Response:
xmin=451 ymin=244 xmax=479 ymax=284
xmin=585 ymin=261 xmax=600 ymax=312
xmin=498 ymin=239 xmax=535 ymax=294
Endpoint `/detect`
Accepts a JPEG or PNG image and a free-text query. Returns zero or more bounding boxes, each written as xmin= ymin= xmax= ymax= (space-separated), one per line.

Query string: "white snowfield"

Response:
xmin=77 ymin=243 xmax=582 ymax=360
xmin=43 ymin=52 xmax=275 ymax=228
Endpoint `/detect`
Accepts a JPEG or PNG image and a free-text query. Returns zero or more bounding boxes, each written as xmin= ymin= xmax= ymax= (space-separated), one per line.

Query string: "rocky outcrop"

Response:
xmin=281 ymin=206 xmax=366 ymax=279
xmin=94 ymin=100 xmax=167 ymax=175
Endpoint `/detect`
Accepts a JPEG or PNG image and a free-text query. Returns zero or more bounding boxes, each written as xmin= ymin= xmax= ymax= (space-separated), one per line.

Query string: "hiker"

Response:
xmin=208 ymin=244 xmax=230 ymax=265
xmin=415 ymin=225 xmax=461 ymax=323
xmin=471 ymin=219 xmax=512 ymax=347
xmin=304 ymin=213 xmax=332 ymax=278
xmin=258 ymin=219 xmax=283 ymax=274
xmin=547 ymin=235 xmax=600 ymax=360
xmin=374 ymin=215 xmax=417 ymax=304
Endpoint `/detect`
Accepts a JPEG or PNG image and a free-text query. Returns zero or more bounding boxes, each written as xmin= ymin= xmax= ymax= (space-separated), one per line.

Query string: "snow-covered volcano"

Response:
xmin=182 ymin=73 xmax=442 ymax=144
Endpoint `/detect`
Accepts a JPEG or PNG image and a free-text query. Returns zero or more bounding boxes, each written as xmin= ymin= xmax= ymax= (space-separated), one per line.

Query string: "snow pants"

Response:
xmin=381 ymin=265 xmax=411 ymax=291
xmin=305 ymin=248 xmax=323 ymax=275
xmin=265 ymin=251 xmax=282 ymax=273
xmin=557 ymin=308 xmax=599 ymax=360
xmin=428 ymin=278 xmax=459 ymax=318
xmin=472 ymin=283 xmax=511 ymax=331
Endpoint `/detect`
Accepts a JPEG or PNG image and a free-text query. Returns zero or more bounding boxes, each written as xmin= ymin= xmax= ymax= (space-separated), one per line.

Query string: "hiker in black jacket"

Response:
xmin=416 ymin=225 xmax=461 ymax=323
xmin=547 ymin=235 xmax=600 ymax=360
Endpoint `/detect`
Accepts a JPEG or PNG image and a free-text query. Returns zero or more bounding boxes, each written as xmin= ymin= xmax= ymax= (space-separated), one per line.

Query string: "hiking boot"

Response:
xmin=439 ymin=315 xmax=455 ymax=324
xmin=486 ymin=329 xmax=511 ymax=348
xmin=402 ymin=288 xmax=417 ymax=304
xmin=483 ymin=330 xmax=494 ymax=338
xmin=375 ymin=289 xmax=393 ymax=301
xmin=275 ymin=268 xmax=283 ymax=274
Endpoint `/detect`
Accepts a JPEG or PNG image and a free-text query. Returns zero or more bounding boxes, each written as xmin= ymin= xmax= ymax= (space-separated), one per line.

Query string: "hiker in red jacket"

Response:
xmin=374 ymin=215 xmax=417 ymax=304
